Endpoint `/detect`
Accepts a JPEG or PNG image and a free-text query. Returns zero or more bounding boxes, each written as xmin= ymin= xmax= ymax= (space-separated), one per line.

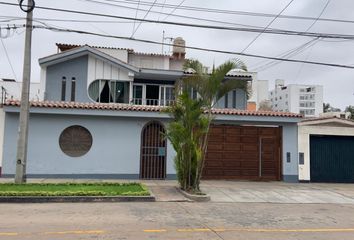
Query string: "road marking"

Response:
xmin=0 ymin=233 xmax=18 ymax=236
xmin=177 ymin=228 xmax=212 ymax=232
xmin=143 ymin=227 xmax=354 ymax=233
xmin=143 ymin=229 xmax=167 ymax=233
xmin=44 ymin=230 xmax=105 ymax=235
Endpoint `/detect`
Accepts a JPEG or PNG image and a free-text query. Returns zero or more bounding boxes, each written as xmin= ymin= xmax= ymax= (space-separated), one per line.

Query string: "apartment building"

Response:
xmin=269 ymin=79 xmax=323 ymax=117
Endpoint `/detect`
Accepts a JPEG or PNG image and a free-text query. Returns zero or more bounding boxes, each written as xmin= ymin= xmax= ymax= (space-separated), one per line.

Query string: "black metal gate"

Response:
xmin=310 ymin=135 xmax=354 ymax=183
xmin=140 ymin=121 xmax=167 ymax=179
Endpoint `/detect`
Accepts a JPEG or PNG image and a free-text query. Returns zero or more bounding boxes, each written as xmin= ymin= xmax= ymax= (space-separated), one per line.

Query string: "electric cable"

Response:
xmin=5 ymin=24 xmax=354 ymax=69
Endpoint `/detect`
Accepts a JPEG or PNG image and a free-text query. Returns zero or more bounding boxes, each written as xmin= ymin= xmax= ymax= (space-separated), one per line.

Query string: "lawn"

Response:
xmin=0 ymin=182 xmax=149 ymax=196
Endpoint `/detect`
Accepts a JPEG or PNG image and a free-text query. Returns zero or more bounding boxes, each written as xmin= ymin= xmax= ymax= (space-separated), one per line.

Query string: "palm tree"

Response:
xmin=166 ymin=58 xmax=249 ymax=192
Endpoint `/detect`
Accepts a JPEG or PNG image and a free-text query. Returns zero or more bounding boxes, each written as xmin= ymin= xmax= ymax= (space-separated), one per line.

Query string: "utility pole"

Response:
xmin=15 ymin=0 xmax=35 ymax=183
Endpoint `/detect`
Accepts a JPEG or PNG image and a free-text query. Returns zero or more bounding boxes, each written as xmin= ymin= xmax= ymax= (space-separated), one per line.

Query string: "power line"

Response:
xmin=241 ymin=0 xmax=294 ymax=53
xmin=1 ymin=2 xmax=354 ymax=40
xmin=250 ymin=0 xmax=331 ymax=72
xmin=0 ymin=37 xmax=18 ymax=81
xmin=97 ymin=0 xmax=354 ymax=25
xmin=161 ymin=0 xmax=186 ymax=21
xmin=130 ymin=0 xmax=157 ymax=37
xmin=77 ymin=0 xmax=271 ymax=29
xmin=131 ymin=0 xmax=140 ymax=36
xmin=7 ymin=24 xmax=354 ymax=69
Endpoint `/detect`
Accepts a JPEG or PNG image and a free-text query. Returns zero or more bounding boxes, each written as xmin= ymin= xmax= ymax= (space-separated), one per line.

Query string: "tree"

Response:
xmin=345 ymin=105 xmax=354 ymax=120
xmin=258 ymin=100 xmax=272 ymax=111
xmin=323 ymin=103 xmax=331 ymax=113
xmin=323 ymin=103 xmax=341 ymax=113
xmin=166 ymin=59 xmax=249 ymax=192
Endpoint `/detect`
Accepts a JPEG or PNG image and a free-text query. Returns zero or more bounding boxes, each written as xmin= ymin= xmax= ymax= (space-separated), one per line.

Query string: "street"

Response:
xmin=1 ymin=201 xmax=354 ymax=240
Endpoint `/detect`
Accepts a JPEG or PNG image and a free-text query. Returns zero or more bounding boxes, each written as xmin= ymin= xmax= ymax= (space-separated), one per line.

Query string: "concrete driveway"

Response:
xmin=200 ymin=181 xmax=354 ymax=204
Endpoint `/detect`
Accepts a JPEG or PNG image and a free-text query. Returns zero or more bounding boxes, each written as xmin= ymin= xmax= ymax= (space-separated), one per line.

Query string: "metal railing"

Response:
xmin=131 ymin=98 xmax=175 ymax=106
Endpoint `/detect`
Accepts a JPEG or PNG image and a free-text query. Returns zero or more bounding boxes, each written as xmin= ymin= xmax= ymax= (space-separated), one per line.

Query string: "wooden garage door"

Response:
xmin=203 ymin=125 xmax=281 ymax=180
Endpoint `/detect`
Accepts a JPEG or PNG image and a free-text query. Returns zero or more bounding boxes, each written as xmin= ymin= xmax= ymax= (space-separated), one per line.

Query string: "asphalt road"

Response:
xmin=1 ymin=202 xmax=354 ymax=240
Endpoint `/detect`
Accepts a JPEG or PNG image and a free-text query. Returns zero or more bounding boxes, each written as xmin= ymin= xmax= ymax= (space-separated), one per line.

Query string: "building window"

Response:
xmin=232 ymin=90 xmax=236 ymax=108
xmin=224 ymin=92 xmax=228 ymax=108
xmin=88 ymin=79 xmax=129 ymax=103
xmin=286 ymin=94 xmax=288 ymax=98
xmin=133 ymin=85 xmax=143 ymax=105
xmin=61 ymin=77 xmax=66 ymax=101
xmin=71 ymin=77 xmax=76 ymax=102
xmin=59 ymin=125 xmax=92 ymax=157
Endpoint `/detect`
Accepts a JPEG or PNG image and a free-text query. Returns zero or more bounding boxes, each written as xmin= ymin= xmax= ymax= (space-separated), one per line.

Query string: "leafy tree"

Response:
xmin=166 ymin=59 xmax=249 ymax=192
xmin=323 ymin=103 xmax=331 ymax=113
xmin=345 ymin=105 xmax=354 ymax=120
xmin=258 ymin=100 xmax=272 ymax=111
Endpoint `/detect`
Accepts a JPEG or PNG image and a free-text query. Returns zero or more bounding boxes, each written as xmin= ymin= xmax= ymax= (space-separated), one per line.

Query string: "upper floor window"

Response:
xmin=71 ymin=77 xmax=76 ymax=102
xmin=61 ymin=77 xmax=66 ymax=101
xmin=88 ymin=79 xmax=129 ymax=103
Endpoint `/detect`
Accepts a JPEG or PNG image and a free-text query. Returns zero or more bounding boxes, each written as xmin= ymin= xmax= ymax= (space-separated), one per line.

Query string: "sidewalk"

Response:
xmin=2 ymin=178 xmax=354 ymax=204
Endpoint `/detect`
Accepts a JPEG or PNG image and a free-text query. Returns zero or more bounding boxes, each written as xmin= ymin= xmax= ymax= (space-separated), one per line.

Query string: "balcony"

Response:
xmin=131 ymin=98 xmax=175 ymax=106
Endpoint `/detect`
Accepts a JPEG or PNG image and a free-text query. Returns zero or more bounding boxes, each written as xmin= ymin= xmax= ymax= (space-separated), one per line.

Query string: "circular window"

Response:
xmin=59 ymin=125 xmax=93 ymax=157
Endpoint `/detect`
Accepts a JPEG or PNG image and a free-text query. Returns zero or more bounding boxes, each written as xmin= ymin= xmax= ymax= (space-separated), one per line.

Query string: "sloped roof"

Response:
xmin=4 ymin=100 xmax=302 ymax=118
xmin=39 ymin=45 xmax=139 ymax=73
xmin=56 ymin=43 xmax=170 ymax=57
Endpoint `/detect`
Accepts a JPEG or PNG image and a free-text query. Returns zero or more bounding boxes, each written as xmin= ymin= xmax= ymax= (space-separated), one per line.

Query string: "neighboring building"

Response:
xmin=269 ymin=79 xmax=323 ymax=117
xmin=298 ymin=117 xmax=354 ymax=183
xmin=0 ymin=40 xmax=302 ymax=182
xmin=320 ymin=111 xmax=352 ymax=119
xmin=0 ymin=78 xmax=41 ymax=102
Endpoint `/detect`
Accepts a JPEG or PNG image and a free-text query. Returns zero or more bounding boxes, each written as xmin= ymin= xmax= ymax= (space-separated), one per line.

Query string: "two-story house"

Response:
xmin=0 ymin=39 xmax=302 ymax=182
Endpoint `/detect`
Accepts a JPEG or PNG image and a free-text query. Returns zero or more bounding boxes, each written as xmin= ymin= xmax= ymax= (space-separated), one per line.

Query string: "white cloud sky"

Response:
xmin=0 ymin=0 xmax=353 ymax=109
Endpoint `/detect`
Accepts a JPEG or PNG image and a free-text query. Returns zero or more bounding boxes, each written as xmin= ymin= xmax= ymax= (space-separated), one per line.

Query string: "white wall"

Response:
xmin=93 ymin=48 xmax=128 ymax=62
xmin=129 ymin=55 xmax=170 ymax=70
xmin=257 ymin=80 xmax=269 ymax=106
xmin=298 ymin=124 xmax=354 ymax=181
xmin=87 ymin=55 xmax=133 ymax=87
xmin=0 ymin=80 xmax=41 ymax=101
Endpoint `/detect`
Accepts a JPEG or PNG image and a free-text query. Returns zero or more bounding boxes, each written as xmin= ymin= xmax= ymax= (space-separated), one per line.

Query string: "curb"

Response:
xmin=176 ymin=187 xmax=210 ymax=202
xmin=0 ymin=195 xmax=155 ymax=203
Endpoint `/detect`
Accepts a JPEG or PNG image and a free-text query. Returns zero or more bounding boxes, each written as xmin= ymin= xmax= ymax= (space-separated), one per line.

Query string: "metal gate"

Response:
xmin=140 ymin=121 xmax=167 ymax=179
xmin=310 ymin=135 xmax=354 ymax=183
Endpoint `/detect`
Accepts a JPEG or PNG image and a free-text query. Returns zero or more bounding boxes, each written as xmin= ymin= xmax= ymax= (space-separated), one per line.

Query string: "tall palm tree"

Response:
xmin=167 ymin=58 xmax=250 ymax=192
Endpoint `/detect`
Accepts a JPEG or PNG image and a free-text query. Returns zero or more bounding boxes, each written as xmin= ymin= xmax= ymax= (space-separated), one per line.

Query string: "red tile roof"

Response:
xmin=4 ymin=100 xmax=303 ymax=118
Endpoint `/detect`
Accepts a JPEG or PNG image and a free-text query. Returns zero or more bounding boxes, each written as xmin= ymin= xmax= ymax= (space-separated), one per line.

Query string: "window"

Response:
xmin=161 ymin=86 xmax=175 ymax=106
xmin=232 ymin=90 xmax=236 ymax=108
xmin=279 ymin=96 xmax=282 ymax=100
xmin=59 ymin=125 xmax=92 ymax=157
xmin=71 ymin=77 xmax=76 ymax=102
xmin=88 ymin=80 xmax=129 ymax=103
xmin=286 ymin=94 xmax=288 ymax=98
xmin=224 ymin=93 xmax=228 ymax=108
xmin=133 ymin=85 xmax=143 ymax=105
xmin=61 ymin=77 xmax=66 ymax=101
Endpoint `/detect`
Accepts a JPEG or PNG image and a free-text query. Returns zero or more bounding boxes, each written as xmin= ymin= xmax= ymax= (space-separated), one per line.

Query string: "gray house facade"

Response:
xmin=1 ymin=43 xmax=302 ymax=182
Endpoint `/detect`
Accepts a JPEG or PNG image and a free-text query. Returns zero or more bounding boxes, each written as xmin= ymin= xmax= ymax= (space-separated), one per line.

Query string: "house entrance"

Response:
xmin=140 ymin=121 xmax=167 ymax=179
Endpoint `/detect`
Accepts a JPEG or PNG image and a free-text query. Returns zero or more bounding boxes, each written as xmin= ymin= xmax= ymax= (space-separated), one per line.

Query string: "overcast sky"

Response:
xmin=0 ymin=0 xmax=354 ymax=109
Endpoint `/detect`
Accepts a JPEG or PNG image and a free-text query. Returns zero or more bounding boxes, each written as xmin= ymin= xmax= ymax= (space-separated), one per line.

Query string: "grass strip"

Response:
xmin=0 ymin=182 xmax=150 ymax=196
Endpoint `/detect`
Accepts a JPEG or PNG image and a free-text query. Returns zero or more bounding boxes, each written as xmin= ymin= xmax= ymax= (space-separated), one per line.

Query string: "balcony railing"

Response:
xmin=131 ymin=98 xmax=175 ymax=106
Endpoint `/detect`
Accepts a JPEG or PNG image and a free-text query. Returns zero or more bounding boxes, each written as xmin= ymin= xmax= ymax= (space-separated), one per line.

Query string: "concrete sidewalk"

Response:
xmin=1 ymin=178 xmax=354 ymax=204
xmin=201 ymin=181 xmax=354 ymax=204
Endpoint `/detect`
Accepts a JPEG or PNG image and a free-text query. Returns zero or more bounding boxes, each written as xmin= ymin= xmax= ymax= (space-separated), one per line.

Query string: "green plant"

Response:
xmin=166 ymin=59 xmax=249 ymax=192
